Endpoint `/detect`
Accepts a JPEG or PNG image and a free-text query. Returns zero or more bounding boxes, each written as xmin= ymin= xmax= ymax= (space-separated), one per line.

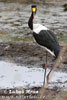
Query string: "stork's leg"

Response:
xmin=43 ymin=51 xmax=48 ymax=87
xmin=46 ymin=51 xmax=47 ymax=64
xmin=47 ymin=66 xmax=53 ymax=83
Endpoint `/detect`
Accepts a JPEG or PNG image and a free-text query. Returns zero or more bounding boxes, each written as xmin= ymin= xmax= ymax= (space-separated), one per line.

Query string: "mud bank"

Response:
xmin=0 ymin=88 xmax=66 ymax=100
xmin=0 ymin=42 xmax=67 ymax=70
xmin=0 ymin=89 xmax=67 ymax=100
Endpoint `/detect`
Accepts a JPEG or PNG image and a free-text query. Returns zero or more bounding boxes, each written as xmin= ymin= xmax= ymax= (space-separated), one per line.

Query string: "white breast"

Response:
xmin=33 ymin=24 xmax=48 ymax=34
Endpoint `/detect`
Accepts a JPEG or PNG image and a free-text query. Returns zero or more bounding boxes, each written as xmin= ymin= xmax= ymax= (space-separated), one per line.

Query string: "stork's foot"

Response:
xmin=43 ymin=64 xmax=48 ymax=87
xmin=47 ymin=73 xmax=50 ymax=84
xmin=43 ymin=78 xmax=48 ymax=88
xmin=43 ymin=81 xmax=48 ymax=88
xmin=43 ymin=82 xmax=45 ymax=87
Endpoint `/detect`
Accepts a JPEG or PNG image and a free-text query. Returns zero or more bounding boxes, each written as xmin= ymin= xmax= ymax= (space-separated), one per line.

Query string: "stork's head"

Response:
xmin=32 ymin=5 xmax=37 ymax=14
xmin=31 ymin=5 xmax=37 ymax=23
xmin=28 ymin=5 xmax=37 ymax=30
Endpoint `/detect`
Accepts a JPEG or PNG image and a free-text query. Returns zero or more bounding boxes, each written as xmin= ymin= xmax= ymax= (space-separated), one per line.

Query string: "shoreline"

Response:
xmin=0 ymin=42 xmax=67 ymax=70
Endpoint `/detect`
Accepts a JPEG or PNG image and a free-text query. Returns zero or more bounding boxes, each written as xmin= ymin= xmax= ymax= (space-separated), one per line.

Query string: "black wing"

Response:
xmin=47 ymin=30 xmax=58 ymax=44
xmin=33 ymin=30 xmax=60 ymax=58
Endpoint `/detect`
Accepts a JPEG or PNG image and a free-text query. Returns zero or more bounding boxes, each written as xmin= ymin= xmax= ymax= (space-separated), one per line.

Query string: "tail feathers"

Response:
xmin=54 ymin=47 xmax=60 ymax=59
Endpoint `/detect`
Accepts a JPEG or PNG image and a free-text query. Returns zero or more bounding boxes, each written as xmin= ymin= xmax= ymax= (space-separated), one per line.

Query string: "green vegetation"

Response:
xmin=57 ymin=33 xmax=67 ymax=43
xmin=11 ymin=35 xmax=34 ymax=42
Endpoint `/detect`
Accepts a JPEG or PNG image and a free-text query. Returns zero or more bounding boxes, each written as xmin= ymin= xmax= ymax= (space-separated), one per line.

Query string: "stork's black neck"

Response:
xmin=28 ymin=12 xmax=34 ymax=30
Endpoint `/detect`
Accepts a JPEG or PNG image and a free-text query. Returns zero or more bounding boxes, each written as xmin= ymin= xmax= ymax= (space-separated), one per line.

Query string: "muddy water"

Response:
xmin=0 ymin=2 xmax=67 ymax=42
xmin=0 ymin=61 xmax=67 ymax=90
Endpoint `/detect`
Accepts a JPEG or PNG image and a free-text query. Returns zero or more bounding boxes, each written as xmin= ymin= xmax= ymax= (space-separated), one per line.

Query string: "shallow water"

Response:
xmin=0 ymin=61 xmax=67 ymax=90
xmin=0 ymin=3 xmax=67 ymax=43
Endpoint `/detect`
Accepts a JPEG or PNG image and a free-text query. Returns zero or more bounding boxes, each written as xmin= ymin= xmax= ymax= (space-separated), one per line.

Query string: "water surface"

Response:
xmin=0 ymin=3 xmax=67 ymax=43
xmin=0 ymin=61 xmax=67 ymax=90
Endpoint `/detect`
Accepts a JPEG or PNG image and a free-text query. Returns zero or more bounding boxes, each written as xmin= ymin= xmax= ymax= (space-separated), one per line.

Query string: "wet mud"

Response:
xmin=0 ymin=42 xmax=67 ymax=70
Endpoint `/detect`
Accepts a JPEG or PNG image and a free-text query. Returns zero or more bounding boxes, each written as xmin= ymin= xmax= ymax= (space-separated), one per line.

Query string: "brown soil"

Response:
xmin=0 ymin=42 xmax=67 ymax=70
xmin=0 ymin=90 xmax=67 ymax=100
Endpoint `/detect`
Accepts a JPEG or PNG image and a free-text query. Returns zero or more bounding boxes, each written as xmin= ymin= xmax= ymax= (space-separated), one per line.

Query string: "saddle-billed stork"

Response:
xmin=28 ymin=5 xmax=60 ymax=86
